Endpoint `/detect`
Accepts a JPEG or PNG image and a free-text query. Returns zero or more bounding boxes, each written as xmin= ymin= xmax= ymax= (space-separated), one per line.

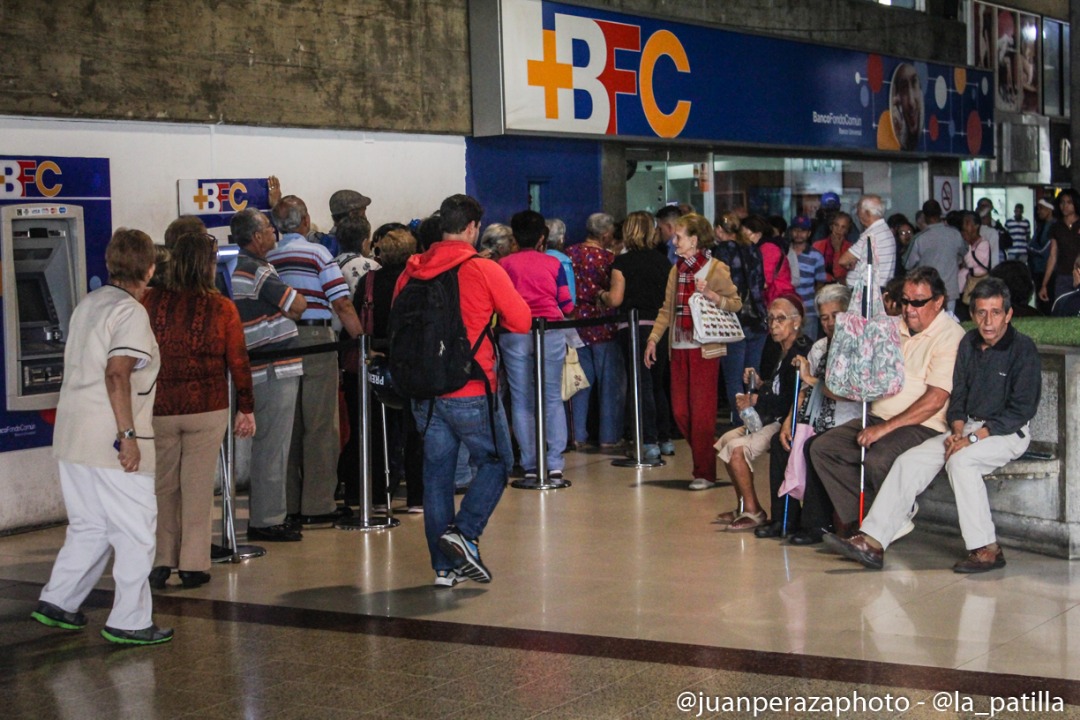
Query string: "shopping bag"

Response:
xmin=561 ymin=346 xmax=590 ymax=401
xmin=688 ymin=292 xmax=744 ymax=345
xmin=824 ymin=266 xmax=904 ymax=401
xmin=778 ymin=423 xmax=816 ymax=501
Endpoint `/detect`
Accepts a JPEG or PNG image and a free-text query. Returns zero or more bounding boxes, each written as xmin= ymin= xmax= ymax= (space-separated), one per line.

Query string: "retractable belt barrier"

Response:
xmin=218 ymin=335 xmax=398 ymax=549
xmin=511 ymin=308 xmax=663 ymax=492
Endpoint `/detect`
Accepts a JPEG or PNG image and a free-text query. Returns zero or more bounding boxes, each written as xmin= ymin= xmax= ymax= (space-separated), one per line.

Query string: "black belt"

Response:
xmin=297 ymin=319 xmax=333 ymax=327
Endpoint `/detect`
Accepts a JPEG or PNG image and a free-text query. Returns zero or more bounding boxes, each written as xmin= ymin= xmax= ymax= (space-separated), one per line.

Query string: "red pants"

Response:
xmin=669 ymin=348 xmax=720 ymax=483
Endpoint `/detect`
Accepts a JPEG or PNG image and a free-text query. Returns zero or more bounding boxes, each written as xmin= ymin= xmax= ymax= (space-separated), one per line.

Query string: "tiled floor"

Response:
xmin=2 ymin=442 xmax=1079 ymax=718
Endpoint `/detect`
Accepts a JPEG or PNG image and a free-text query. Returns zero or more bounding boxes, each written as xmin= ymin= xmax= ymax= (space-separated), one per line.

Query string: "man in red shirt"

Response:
xmin=394 ymin=194 xmax=531 ymax=587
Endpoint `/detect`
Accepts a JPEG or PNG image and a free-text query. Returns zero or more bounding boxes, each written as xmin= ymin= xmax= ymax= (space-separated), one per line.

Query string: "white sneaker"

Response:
xmin=688 ymin=478 xmax=716 ymax=491
xmin=434 ymin=568 xmax=469 ymax=587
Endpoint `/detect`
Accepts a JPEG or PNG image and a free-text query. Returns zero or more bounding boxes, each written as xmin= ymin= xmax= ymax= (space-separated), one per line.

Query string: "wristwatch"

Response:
xmin=967 ymin=432 xmax=980 ymax=444
xmin=116 ymin=428 xmax=136 ymax=441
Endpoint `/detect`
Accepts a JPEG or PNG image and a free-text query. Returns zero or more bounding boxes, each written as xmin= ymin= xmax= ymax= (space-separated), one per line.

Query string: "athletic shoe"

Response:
xmin=406 ymin=506 xmax=424 ymax=514
xmin=659 ymin=441 xmax=676 ymax=456
xmin=438 ymin=526 xmax=491 ymax=583
xmin=31 ymin=601 xmax=86 ymax=631
xmin=101 ymin=624 xmax=174 ymax=646
xmin=548 ymin=470 xmax=566 ymax=485
xmin=625 ymin=444 xmax=661 ymax=461
xmin=523 ymin=470 xmax=539 ymax=483
xmin=688 ymin=478 xmax=716 ymax=491
xmin=434 ymin=568 xmax=469 ymax=587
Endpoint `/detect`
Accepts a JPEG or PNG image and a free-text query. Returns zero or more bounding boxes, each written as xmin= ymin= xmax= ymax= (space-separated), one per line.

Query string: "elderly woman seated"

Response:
xmin=713 ymin=294 xmax=812 ymax=532
xmin=756 ymin=284 xmax=855 ymax=538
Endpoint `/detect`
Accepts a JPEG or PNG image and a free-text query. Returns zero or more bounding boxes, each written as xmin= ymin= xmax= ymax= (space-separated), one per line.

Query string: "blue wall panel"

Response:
xmin=465 ymin=135 xmax=603 ymax=246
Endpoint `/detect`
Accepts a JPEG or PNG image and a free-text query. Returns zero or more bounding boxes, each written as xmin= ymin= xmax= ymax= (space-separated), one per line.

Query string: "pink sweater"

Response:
xmin=500 ymin=249 xmax=574 ymax=322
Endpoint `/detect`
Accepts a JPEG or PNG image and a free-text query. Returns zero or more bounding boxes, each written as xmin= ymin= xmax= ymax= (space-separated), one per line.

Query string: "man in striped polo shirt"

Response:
xmin=229 ymin=209 xmax=307 ymax=542
xmin=269 ymin=196 xmax=364 ymax=525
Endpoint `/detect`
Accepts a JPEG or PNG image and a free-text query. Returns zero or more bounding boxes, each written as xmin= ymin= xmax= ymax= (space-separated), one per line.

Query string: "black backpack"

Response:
xmin=388 ymin=257 xmax=492 ymax=400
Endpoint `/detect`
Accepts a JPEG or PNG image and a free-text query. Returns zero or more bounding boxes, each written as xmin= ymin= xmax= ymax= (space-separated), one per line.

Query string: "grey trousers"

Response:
xmin=286 ymin=326 xmax=341 ymax=516
xmin=862 ymin=422 xmax=1030 ymax=551
xmin=810 ymin=417 xmax=938 ymax=525
xmin=250 ymin=374 xmax=299 ymax=527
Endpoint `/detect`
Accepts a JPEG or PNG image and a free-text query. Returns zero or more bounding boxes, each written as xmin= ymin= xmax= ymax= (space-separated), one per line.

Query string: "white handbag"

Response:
xmin=688 ymin=292 xmax=744 ymax=345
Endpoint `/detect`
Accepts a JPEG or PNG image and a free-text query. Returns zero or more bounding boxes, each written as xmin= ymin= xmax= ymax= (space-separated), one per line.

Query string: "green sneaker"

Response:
xmin=31 ymin=601 xmax=87 ymax=631
xmin=101 ymin=624 xmax=174 ymax=646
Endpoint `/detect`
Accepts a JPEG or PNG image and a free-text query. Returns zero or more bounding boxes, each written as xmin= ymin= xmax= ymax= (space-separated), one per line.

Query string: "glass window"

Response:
xmin=869 ymin=0 xmax=919 ymax=8
xmin=1043 ymin=20 xmax=1062 ymax=117
xmin=1065 ymin=24 xmax=1071 ymax=118
xmin=625 ymin=152 xmax=926 ymax=231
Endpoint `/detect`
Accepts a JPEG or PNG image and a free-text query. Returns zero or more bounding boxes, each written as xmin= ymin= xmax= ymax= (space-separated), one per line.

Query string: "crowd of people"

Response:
xmin=29 ymin=183 xmax=1070 ymax=645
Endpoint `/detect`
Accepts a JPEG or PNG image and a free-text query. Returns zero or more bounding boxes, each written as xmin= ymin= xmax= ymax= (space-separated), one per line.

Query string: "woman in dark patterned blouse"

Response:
xmin=143 ymin=232 xmax=255 ymax=590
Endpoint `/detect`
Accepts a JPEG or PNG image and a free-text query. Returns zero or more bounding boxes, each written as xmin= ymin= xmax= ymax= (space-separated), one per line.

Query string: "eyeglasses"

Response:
xmin=899 ymin=296 xmax=934 ymax=308
xmin=766 ymin=314 xmax=795 ymax=325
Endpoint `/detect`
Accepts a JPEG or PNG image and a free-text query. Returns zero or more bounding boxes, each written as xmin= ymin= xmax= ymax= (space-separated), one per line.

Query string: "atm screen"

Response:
xmin=16 ymin=275 xmax=54 ymax=325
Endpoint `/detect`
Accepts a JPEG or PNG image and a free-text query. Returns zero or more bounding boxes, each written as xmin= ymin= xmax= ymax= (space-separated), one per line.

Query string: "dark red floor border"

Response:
xmin=4 ymin=579 xmax=1077 ymax=705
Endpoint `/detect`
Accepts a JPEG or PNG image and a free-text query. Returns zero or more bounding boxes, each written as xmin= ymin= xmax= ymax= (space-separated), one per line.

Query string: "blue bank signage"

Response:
xmin=472 ymin=0 xmax=994 ymax=157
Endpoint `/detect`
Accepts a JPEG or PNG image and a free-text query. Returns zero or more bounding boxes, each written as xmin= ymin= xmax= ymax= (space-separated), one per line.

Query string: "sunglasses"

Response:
xmin=899 ymin=296 xmax=934 ymax=308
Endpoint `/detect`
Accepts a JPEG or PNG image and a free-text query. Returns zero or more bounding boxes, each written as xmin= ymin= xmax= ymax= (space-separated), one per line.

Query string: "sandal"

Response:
xmin=711 ymin=508 xmax=739 ymax=526
xmin=727 ymin=510 xmax=767 ymax=532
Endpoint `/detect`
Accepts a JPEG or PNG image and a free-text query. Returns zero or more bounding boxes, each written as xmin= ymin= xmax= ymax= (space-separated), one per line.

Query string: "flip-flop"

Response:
xmin=727 ymin=510 xmax=768 ymax=532
xmin=711 ymin=509 xmax=739 ymax=526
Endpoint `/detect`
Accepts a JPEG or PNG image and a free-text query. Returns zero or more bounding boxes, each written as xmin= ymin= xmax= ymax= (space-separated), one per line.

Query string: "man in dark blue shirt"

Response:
xmin=823 ymin=277 xmax=1040 ymax=573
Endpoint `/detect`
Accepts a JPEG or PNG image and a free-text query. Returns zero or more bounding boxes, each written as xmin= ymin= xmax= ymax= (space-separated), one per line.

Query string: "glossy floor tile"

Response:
xmin=2 ymin=439 xmax=1079 ymax=718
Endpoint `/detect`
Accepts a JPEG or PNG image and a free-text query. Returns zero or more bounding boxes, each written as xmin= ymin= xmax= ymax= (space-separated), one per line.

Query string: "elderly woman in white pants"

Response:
xmin=32 ymin=228 xmax=173 ymax=646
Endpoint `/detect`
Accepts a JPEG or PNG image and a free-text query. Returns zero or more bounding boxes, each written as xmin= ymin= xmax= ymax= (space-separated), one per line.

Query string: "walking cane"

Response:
xmin=782 ymin=368 xmax=802 ymax=537
xmin=857 ymin=240 xmax=875 ymax=525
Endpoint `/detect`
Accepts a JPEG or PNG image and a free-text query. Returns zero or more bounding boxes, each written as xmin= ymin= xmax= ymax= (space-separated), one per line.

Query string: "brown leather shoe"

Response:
xmin=822 ymin=532 xmax=884 ymax=569
xmin=953 ymin=544 xmax=1005 ymax=574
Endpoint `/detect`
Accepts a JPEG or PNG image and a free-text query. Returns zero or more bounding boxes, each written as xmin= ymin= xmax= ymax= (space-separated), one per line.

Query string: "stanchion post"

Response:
xmin=512 ymin=318 xmax=570 ymax=490
xmin=338 ymin=333 xmax=399 ymax=530
xmin=612 ymin=308 xmax=663 ymax=469
xmin=222 ymin=374 xmax=265 ymax=561
xmin=380 ymin=402 xmax=394 ymax=517
xmin=535 ymin=318 xmax=548 ymax=482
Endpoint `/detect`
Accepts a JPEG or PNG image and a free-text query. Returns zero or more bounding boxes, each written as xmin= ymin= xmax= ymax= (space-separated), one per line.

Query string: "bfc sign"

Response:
xmin=178 ymin=178 xmax=267 ymax=215
xmin=486 ymin=0 xmax=994 ymax=157
xmin=0 ymin=160 xmax=64 ymax=198
xmin=503 ymin=0 xmax=693 ymax=138
xmin=519 ymin=12 xmax=691 ymax=138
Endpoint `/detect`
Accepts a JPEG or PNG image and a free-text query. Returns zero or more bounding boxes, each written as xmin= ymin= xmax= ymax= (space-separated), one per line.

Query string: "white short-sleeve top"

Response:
xmin=53 ymin=285 xmax=160 ymax=473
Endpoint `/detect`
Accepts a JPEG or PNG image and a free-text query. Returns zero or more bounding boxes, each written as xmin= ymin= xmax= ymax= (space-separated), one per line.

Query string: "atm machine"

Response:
xmin=0 ymin=205 xmax=87 ymax=411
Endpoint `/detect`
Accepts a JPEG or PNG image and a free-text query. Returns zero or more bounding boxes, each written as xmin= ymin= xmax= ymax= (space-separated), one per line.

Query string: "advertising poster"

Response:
xmin=486 ymin=0 xmax=994 ymax=157
xmin=0 ymin=156 xmax=112 ymax=452
xmin=177 ymin=177 xmax=272 ymax=244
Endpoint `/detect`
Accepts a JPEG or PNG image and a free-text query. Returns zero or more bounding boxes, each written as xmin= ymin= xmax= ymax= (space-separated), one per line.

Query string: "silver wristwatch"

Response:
xmin=967 ymin=432 xmax=979 ymax=444
xmin=116 ymin=428 xmax=136 ymax=441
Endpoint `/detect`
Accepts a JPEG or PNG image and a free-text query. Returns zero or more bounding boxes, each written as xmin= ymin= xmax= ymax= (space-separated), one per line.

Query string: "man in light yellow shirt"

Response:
xmin=810 ymin=267 xmax=965 ymax=528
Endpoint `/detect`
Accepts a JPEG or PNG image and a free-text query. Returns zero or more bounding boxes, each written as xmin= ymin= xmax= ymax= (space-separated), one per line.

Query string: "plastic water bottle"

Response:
xmin=739 ymin=369 xmax=764 ymax=433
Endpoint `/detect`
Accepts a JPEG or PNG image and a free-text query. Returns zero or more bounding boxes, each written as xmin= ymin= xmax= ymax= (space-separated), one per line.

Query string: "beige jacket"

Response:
xmin=649 ymin=257 xmax=743 ymax=359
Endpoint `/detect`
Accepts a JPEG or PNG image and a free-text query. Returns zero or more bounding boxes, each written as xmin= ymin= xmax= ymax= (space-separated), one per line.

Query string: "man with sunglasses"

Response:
xmin=824 ymin=278 xmax=1039 ymax=573
xmin=807 ymin=267 xmax=965 ymax=542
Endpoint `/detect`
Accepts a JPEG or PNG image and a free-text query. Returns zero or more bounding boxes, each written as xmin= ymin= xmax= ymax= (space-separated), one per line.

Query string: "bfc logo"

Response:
xmin=191 ymin=181 xmax=250 ymax=213
xmin=0 ymin=160 xmax=62 ymax=199
xmin=516 ymin=7 xmax=692 ymax=138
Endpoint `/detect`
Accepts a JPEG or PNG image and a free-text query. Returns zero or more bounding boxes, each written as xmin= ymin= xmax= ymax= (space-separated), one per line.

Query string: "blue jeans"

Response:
xmin=719 ymin=327 xmax=768 ymax=427
xmin=499 ymin=331 xmax=567 ymax=472
xmin=413 ymin=396 xmax=513 ymax=572
xmin=569 ymin=340 xmax=626 ymax=445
